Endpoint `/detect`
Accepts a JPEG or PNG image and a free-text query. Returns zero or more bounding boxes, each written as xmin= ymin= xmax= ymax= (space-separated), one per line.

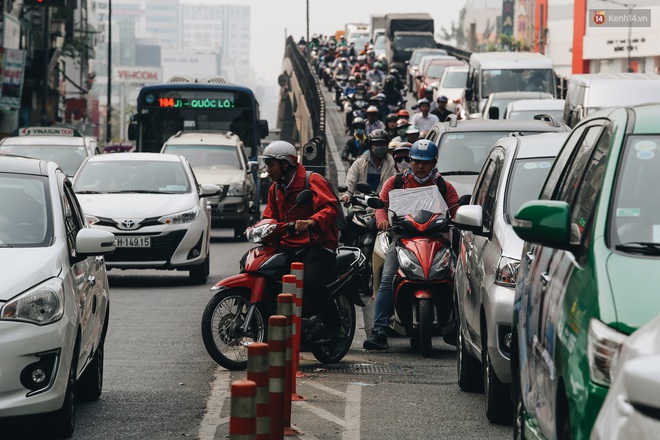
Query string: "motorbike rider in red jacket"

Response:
xmin=261 ymin=141 xmax=341 ymax=339
xmin=363 ymin=139 xmax=459 ymax=350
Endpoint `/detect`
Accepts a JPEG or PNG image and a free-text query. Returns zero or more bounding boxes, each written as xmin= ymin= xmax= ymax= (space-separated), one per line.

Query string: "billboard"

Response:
xmin=112 ymin=66 xmax=163 ymax=84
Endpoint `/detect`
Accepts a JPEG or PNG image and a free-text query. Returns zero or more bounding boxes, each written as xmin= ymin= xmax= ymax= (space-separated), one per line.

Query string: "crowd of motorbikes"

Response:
xmin=200 ymin=37 xmax=462 ymax=370
xmin=311 ymin=42 xmax=409 ymax=134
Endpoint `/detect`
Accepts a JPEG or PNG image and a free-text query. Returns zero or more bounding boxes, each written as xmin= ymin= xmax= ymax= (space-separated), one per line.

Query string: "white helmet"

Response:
xmin=260 ymin=140 xmax=298 ymax=167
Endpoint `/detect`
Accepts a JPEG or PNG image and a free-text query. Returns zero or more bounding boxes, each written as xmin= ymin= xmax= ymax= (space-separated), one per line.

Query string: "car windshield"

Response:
xmin=508 ymin=109 xmax=564 ymax=120
xmin=426 ymin=65 xmax=450 ymax=79
xmin=74 ymin=160 xmax=191 ymax=194
xmin=437 ymin=132 xmax=514 ymax=174
xmin=162 ymin=145 xmax=242 ymax=169
xmin=0 ymin=174 xmax=51 ymax=247
xmin=394 ymin=35 xmax=436 ymax=49
xmin=481 ymin=69 xmax=554 ymax=97
xmin=0 ymin=144 xmax=87 ymax=177
xmin=505 ymin=158 xmax=555 ymax=221
xmin=610 ymin=135 xmax=660 ymax=252
xmin=442 ymin=71 xmax=468 ymax=88
xmin=374 ymin=35 xmax=386 ymax=50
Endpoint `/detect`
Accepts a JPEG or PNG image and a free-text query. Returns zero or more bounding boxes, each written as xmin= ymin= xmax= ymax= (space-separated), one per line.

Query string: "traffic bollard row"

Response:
xmin=290 ymin=263 xmax=307 ymax=401
xmin=247 ymin=343 xmax=270 ymax=440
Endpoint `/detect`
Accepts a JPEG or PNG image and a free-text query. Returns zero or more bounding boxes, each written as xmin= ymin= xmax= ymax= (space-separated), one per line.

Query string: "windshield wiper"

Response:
xmin=439 ymin=171 xmax=480 ymax=176
xmin=76 ymin=190 xmax=101 ymax=194
xmin=615 ymin=242 xmax=660 ymax=255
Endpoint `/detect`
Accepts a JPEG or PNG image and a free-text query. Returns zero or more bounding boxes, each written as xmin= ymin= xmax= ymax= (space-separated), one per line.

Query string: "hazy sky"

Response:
xmin=181 ymin=0 xmax=467 ymax=83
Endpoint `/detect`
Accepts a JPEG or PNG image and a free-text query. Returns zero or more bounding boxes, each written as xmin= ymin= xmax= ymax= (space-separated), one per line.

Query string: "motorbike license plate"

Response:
xmin=116 ymin=236 xmax=151 ymax=248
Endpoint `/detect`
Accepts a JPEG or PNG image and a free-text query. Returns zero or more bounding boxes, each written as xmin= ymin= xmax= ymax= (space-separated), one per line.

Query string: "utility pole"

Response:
xmin=106 ymin=0 xmax=112 ymax=142
xmin=40 ymin=7 xmax=50 ymax=126
xmin=306 ymin=0 xmax=309 ymax=44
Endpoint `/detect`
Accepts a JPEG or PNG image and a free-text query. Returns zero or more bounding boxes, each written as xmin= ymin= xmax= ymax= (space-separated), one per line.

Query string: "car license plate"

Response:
xmin=116 ymin=236 xmax=151 ymax=248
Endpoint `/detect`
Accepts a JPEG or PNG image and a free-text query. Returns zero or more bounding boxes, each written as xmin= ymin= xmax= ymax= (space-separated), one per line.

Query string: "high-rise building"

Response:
xmin=180 ymin=3 xmax=251 ymax=82
xmin=145 ymin=0 xmax=180 ymax=50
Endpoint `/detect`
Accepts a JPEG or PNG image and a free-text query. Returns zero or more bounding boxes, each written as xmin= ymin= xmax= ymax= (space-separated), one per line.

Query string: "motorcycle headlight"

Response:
xmin=158 ymin=206 xmax=199 ymax=225
xmin=227 ymin=181 xmax=246 ymax=196
xmin=245 ymin=222 xmax=277 ymax=243
xmin=587 ymin=319 xmax=627 ymax=387
xmin=0 ymin=278 xmax=64 ymax=325
xmin=495 ymin=257 xmax=520 ymax=287
xmin=429 ymin=248 xmax=452 ymax=280
xmin=397 ymin=247 xmax=425 ymax=280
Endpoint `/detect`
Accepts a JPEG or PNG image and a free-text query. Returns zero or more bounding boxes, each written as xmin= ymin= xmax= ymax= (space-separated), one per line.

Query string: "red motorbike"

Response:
xmin=201 ymin=190 xmax=368 ymax=370
xmin=368 ymin=195 xmax=455 ymax=357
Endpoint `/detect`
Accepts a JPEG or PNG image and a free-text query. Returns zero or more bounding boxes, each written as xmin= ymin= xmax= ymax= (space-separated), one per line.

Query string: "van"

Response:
xmin=463 ymin=52 xmax=556 ymax=117
xmin=562 ymin=73 xmax=660 ymax=127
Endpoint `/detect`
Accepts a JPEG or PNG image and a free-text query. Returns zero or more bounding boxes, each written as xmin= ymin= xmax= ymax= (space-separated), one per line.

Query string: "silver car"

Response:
xmin=452 ymin=132 xmax=568 ymax=423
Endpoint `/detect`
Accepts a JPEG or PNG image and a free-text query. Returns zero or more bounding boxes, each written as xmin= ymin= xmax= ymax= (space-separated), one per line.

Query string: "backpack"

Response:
xmin=304 ymin=171 xmax=348 ymax=232
xmin=393 ymin=172 xmax=448 ymax=200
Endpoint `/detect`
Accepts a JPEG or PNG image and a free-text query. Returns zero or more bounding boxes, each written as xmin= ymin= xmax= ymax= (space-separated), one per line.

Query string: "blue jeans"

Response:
xmin=373 ymin=242 xmax=399 ymax=335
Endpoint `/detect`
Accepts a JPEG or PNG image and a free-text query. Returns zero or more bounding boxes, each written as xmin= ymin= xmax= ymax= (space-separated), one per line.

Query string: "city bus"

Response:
xmin=128 ymin=76 xmax=269 ymax=158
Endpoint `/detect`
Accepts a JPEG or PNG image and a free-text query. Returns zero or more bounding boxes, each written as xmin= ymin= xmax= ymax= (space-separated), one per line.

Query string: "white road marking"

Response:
xmin=294 ymin=400 xmax=346 ymax=427
xmin=197 ymin=366 xmax=231 ymax=440
xmin=343 ymin=383 xmax=362 ymax=440
xmin=353 ymin=304 xmax=367 ymax=349
xmin=303 ymin=380 xmax=345 ymax=398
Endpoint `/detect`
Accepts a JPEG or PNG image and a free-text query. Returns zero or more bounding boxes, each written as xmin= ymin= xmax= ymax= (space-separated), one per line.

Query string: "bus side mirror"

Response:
xmin=127 ymin=122 xmax=138 ymax=141
xmin=259 ymin=120 xmax=269 ymax=138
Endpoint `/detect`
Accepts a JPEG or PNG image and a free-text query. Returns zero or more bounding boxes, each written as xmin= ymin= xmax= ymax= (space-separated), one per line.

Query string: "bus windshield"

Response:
xmin=135 ymin=86 xmax=262 ymax=157
xmin=481 ymin=69 xmax=554 ymax=97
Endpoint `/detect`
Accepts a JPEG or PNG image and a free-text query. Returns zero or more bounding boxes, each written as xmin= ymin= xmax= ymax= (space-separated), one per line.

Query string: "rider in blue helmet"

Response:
xmin=363 ymin=139 xmax=460 ymax=351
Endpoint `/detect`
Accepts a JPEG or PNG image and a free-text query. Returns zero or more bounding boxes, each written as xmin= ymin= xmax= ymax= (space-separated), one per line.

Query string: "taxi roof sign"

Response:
xmin=12 ymin=127 xmax=82 ymax=137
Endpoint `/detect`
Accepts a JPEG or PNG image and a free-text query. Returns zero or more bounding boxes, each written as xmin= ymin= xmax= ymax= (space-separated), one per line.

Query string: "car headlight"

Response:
xmin=495 ymin=257 xmax=520 ymax=287
xmin=227 ymin=181 xmax=246 ymax=196
xmin=158 ymin=206 xmax=199 ymax=225
xmin=0 ymin=278 xmax=64 ymax=325
xmin=587 ymin=319 xmax=628 ymax=387
xmin=397 ymin=247 xmax=425 ymax=280
xmin=429 ymin=248 xmax=452 ymax=280
xmin=85 ymin=215 xmax=100 ymax=225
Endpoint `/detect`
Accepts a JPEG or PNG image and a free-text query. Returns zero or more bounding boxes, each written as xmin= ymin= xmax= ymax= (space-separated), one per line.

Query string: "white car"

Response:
xmin=161 ymin=131 xmax=258 ymax=237
xmin=434 ymin=65 xmax=469 ymax=113
xmin=453 ymin=132 xmax=568 ymax=423
xmin=0 ymin=127 xmax=93 ymax=178
xmin=0 ymin=156 xmax=115 ymax=436
xmin=73 ymin=153 xmax=220 ymax=284
xmin=592 ymin=313 xmax=660 ymax=440
xmin=503 ymin=98 xmax=566 ymax=121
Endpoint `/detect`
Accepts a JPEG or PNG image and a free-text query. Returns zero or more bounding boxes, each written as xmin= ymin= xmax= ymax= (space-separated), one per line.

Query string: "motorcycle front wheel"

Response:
xmin=201 ymin=289 xmax=268 ymax=370
xmin=311 ymin=294 xmax=356 ymax=364
xmin=418 ymin=298 xmax=433 ymax=357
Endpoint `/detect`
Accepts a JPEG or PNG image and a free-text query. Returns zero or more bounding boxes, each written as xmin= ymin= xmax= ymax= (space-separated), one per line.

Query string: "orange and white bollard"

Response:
xmin=277 ymin=290 xmax=300 ymax=436
xmin=247 ymin=343 xmax=269 ymax=440
xmin=229 ymin=380 xmax=257 ymax=440
xmin=268 ymin=315 xmax=286 ymax=440
xmin=290 ymin=262 xmax=307 ymax=399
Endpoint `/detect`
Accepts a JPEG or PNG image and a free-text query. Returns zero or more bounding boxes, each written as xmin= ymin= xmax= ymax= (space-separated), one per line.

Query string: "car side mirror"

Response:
xmin=248 ymin=160 xmax=259 ymax=173
xmin=512 ymin=200 xmax=571 ymax=249
xmin=458 ymin=194 xmax=471 ymax=206
xmin=259 ymin=120 xmax=269 ymax=138
xmin=454 ymin=205 xmax=487 ymax=236
xmin=127 ymin=121 xmax=138 ymax=141
xmin=488 ymin=106 xmax=500 ymax=120
xmin=200 ymin=183 xmax=222 ymax=197
xmin=75 ymin=228 xmax=116 ymax=257
xmin=623 ymin=354 xmax=660 ymax=415
xmin=247 ymin=201 xmax=258 ymax=215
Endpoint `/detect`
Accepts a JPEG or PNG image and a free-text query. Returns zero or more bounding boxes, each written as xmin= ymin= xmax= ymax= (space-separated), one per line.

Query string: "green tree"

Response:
xmin=439 ymin=6 xmax=467 ymax=49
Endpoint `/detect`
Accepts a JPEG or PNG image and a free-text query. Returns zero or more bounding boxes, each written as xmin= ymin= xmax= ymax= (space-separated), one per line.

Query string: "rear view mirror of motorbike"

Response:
xmin=356 ymin=182 xmax=374 ymax=195
xmin=338 ymin=185 xmax=348 ymax=193
xmin=296 ymin=189 xmax=313 ymax=205
xmin=366 ymin=196 xmax=385 ymax=209
xmin=247 ymin=201 xmax=257 ymax=215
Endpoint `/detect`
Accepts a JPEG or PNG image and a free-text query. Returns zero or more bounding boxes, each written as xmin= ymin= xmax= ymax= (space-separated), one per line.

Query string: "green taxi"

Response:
xmin=511 ymin=103 xmax=660 ymax=439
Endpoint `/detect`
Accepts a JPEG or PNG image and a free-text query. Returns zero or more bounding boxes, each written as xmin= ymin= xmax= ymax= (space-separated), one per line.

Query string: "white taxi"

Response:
xmin=0 ymin=127 xmax=93 ymax=178
xmin=0 ymin=156 xmax=115 ymax=437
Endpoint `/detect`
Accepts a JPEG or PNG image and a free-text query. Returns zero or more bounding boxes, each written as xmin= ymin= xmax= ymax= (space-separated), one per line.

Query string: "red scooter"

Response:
xmin=368 ymin=195 xmax=455 ymax=357
xmin=201 ymin=190 xmax=368 ymax=370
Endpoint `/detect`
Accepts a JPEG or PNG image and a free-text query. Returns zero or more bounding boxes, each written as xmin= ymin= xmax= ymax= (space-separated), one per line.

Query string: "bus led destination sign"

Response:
xmin=157 ymin=97 xmax=235 ymax=108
